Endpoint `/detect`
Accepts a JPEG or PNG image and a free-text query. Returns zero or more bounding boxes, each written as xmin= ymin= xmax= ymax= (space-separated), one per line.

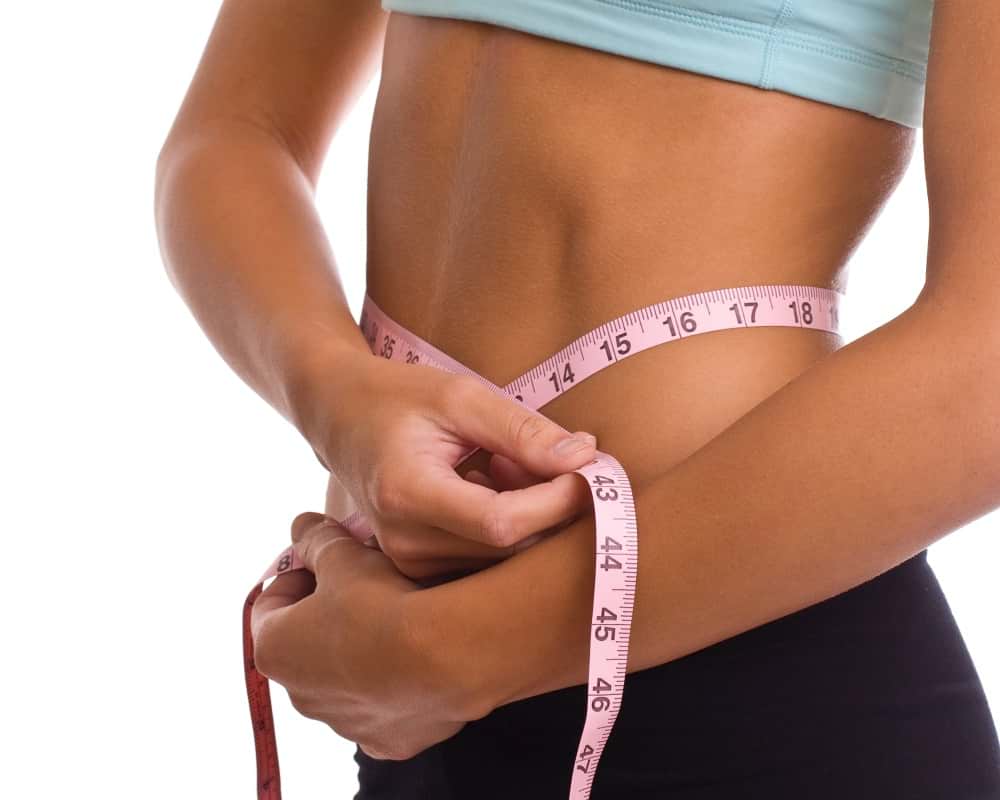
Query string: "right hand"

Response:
xmin=294 ymin=350 xmax=598 ymax=581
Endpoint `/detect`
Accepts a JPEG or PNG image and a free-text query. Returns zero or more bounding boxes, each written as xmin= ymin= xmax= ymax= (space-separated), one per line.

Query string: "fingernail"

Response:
xmin=553 ymin=435 xmax=591 ymax=456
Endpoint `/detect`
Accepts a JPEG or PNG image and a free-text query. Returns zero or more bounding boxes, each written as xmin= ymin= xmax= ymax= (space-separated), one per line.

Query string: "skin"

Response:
xmin=156 ymin=0 xmax=1000 ymax=765
xmin=153 ymin=0 xmax=601 ymax=582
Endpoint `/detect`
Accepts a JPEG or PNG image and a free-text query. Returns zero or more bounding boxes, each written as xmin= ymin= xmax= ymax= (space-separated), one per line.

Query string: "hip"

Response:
xmin=353 ymin=550 xmax=1000 ymax=799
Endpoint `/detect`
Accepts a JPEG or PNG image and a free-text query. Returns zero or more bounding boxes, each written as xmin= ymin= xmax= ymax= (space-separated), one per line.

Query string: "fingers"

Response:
xmin=291 ymin=511 xmax=419 ymax=591
xmin=463 ymin=469 xmax=499 ymax=491
xmin=487 ymin=451 xmax=545 ymax=490
xmin=441 ymin=379 xmax=598 ymax=478
xmin=250 ymin=570 xmax=316 ymax=641
xmin=252 ymin=512 xmax=392 ymax=682
xmin=376 ymin=518 xmax=515 ymax=567
xmin=291 ymin=511 xmax=366 ymax=583
xmin=408 ymin=461 xmax=593 ymax=548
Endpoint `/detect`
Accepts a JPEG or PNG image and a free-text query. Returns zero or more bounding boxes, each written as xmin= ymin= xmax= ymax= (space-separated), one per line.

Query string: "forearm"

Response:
xmin=153 ymin=127 xmax=370 ymax=435
xmin=409 ymin=295 xmax=1000 ymax=718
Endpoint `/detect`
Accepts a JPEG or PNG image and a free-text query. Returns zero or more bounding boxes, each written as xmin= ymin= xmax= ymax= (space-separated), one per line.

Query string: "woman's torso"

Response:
xmin=328 ymin=11 xmax=914 ymax=510
xmin=335 ymin=14 xmax=1000 ymax=798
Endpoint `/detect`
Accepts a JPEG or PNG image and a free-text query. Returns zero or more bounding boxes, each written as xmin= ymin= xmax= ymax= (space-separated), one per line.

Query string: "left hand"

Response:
xmin=250 ymin=511 xmax=468 ymax=760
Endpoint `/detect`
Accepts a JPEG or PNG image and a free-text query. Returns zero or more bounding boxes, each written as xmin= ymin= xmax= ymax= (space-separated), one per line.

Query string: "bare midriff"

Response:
xmin=326 ymin=12 xmax=915 ymax=516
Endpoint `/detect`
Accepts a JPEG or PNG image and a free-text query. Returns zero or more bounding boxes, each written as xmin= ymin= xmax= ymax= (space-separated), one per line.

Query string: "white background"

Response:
xmin=2 ymin=3 xmax=997 ymax=798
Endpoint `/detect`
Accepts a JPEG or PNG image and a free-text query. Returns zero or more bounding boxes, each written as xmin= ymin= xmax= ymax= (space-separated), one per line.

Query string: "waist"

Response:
xmin=359 ymin=283 xmax=841 ymax=499
xmin=359 ymin=14 xmax=915 ymax=490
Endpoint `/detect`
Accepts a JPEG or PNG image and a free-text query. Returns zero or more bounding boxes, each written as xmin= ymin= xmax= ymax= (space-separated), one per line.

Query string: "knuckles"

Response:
xmin=369 ymin=467 xmax=409 ymax=519
xmin=477 ymin=498 xmax=518 ymax=549
xmin=252 ymin=619 xmax=285 ymax=681
xmin=379 ymin=535 xmax=436 ymax=581
xmin=363 ymin=742 xmax=423 ymax=761
xmin=378 ymin=529 xmax=420 ymax=566
xmin=287 ymin=691 xmax=317 ymax=720
xmin=439 ymin=374 xmax=483 ymax=418
xmin=506 ymin=408 xmax=549 ymax=453
xmin=286 ymin=699 xmax=429 ymax=762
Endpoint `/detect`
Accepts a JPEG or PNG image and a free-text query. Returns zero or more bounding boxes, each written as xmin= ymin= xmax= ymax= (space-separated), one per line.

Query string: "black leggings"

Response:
xmin=354 ymin=550 xmax=1000 ymax=799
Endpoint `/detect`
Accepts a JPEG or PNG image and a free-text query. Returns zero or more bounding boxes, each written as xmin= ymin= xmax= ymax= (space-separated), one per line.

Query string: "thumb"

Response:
xmin=251 ymin=513 xmax=359 ymax=641
xmin=452 ymin=384 xmax=598 ymax=476
xmin=291 ymin=511 xmax=360 ymax=584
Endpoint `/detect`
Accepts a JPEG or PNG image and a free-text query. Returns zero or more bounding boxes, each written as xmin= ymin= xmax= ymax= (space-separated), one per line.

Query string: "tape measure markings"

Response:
xmin=243 ymin=283 xmax=843 ymax=800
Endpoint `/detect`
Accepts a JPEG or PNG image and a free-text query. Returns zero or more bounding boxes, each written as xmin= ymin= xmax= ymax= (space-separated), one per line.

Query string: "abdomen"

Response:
xmin=332 ymin=11 xmax=915 ymax=505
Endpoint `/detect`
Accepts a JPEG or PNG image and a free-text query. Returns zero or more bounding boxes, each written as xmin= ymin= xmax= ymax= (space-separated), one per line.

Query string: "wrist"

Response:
xmin=401 ymin=586 xmax=506 ymax=723
xmin=400 ymin=515 xmax=601 ymax=717
xmin=270 ymin=318 xmax=374 ymax=450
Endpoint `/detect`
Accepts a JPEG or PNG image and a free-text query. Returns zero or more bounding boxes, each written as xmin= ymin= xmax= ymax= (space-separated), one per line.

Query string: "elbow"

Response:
xmin=153 ymin=129 xmax=183 ymax=225
xmin=153 ymin=146 xmax=178 ymax=290
xmin=153 ymin=143 xmax=181 ymax=293
xmin=153 ymin=134 xmax=206 ymax=296
xmin=153 ymin=137 xmax=184 ymax=289
xmin=153 ymin=145 xmax=173 ymax=219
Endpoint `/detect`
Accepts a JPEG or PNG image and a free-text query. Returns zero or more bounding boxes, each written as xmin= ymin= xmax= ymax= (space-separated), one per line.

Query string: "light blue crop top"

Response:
xmin=380 ymin=0 xmax=934 ymax=128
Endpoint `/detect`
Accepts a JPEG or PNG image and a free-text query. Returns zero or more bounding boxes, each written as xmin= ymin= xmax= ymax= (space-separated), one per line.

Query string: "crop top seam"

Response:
xmin=592 ymin=0 xmax=926 ymax=81
xmin=759 ymin=0 xmax=794 ymax=90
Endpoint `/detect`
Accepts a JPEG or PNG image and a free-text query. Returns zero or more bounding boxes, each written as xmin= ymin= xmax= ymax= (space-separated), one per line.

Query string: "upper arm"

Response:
xmin=158 ymin=0 xmax=389 ymax=186
xmin=921 ymin=2 xmax=1000 ymax=310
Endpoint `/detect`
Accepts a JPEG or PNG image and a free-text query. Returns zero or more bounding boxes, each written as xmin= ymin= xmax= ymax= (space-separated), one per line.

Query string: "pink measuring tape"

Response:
xmin=243 ymin=283 xmax=843 ymax=799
